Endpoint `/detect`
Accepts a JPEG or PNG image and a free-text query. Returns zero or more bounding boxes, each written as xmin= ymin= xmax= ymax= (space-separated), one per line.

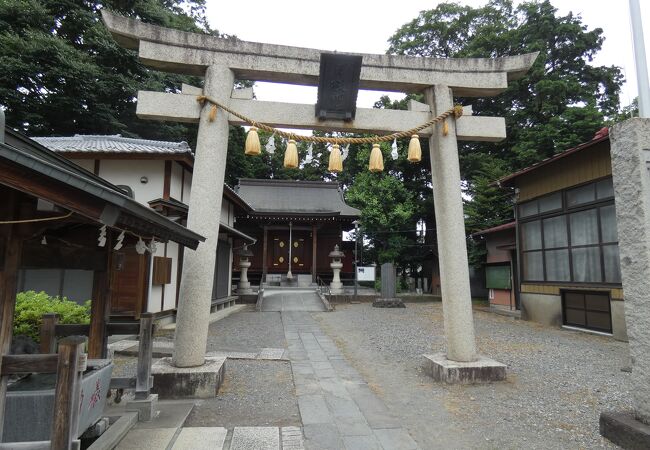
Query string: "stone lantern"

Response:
xmin=237 ymin=245 xmax=254 ymax=295
xmin=328 ymin=244 xmax=345 ymax=295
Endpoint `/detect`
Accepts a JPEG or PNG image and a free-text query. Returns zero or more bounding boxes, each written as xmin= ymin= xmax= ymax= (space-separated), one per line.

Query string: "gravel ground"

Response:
xmin=206 ymin=311 xmax=287 ymax=353
xmin=184 ymin=359 xmax=301 ymax=428
xmin=315 ymin=302 xmax=632 ymax=450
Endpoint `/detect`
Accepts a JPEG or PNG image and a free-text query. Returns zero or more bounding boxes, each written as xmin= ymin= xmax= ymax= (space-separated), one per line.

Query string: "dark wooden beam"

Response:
xmin=40 ymin=314 xmax=59 ymax=354
xmin=262 ymin=226 xmax=268 ymax=281
xmin=0 ymin=353 xmax=86 ymax=376
xmin=163 ymin=161 xmax=172 ymax=201
xmin=0 ymin=190 xmax=22 ymax=440
xmin=88 ymin=232 xmax=112 ymax=359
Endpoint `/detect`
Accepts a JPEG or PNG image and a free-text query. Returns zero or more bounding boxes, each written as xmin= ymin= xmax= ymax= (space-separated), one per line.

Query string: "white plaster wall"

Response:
xmin=70 ymin=159 xmax=95 ymax=173
xmin=98 ymin=160 xmax=165 ymax=204
xmin=170 ymin=162 xmax=183 ymax=200
xmin=182 ymin=169 xmax=192 ymax=203
xmin=221 ymin=199 xmax=234 ymax=226
xmin=147 ymin=243 xmax=164 ymax=313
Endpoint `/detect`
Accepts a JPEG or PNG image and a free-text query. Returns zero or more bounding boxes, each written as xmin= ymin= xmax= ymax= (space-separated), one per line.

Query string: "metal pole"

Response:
xmin=630 ymin=0 xmax=650 ymax=117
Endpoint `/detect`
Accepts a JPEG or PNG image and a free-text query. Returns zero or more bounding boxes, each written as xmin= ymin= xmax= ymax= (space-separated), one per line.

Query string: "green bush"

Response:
xmin=14 ymin=291 xmax=91 ymax=342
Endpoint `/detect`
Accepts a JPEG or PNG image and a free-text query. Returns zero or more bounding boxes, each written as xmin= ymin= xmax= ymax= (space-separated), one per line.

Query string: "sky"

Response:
xmin=204 ymin=0 xmax=649 ymax=110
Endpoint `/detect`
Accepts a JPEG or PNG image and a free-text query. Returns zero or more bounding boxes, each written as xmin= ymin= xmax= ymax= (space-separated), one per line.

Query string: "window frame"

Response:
xmin=518 ymin=176 xmax=620 ymax=286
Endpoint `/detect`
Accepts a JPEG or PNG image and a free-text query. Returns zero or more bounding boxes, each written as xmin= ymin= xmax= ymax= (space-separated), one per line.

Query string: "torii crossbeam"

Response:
xmin=102 ymin=11 xmax=536 ymax=381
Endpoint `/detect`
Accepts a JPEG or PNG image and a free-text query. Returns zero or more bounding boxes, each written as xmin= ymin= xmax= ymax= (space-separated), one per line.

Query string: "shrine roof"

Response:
xmin=235 ymin=179 xmax=361 ymax=219
xmin=33 ymin=134 xmax=194 ymax=157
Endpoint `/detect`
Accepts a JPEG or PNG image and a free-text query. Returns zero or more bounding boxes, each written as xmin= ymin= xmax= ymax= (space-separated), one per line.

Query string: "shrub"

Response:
xmin=14 ymin=291 xmax=91 ymax=342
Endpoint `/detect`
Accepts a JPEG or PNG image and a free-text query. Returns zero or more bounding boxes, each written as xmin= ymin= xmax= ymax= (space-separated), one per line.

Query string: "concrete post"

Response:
xmin=173 ymin=65 xmax=234 ymax=368
xmin=425 ymin=85 xmax=477 ymax=363
xmin=609 ymin=118 xmax=650 ymax=422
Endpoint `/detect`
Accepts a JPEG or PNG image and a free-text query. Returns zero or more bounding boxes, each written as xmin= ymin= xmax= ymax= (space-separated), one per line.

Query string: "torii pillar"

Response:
xmin=173 ymin=65 xmax=233 ymax=367
xmin=101 ymin=11 xmax=535 ymax=382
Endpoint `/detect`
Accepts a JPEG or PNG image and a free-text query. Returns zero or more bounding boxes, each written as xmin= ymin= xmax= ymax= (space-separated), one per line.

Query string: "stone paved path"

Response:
xmin=283 ymin=311 xmax=419 ymax=449
xmin=262 ymin=289 xmax=326 ymax=312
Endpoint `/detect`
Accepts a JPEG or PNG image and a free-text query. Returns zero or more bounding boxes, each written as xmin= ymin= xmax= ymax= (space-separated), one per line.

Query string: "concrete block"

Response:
xmin=423 ymin=353 xmax=506 ymax=384
xmin=372 ymin=298 xmax=405 ymax=308
xmin=115 ymin=427 xmax=176 ymax=450
xmin=151 ymin=357 xmax=225 ymax=399
xmin=126 ymin=394 xmax=158 ymax=422
xmin=600 ymin=411 xmax=650 ymax=450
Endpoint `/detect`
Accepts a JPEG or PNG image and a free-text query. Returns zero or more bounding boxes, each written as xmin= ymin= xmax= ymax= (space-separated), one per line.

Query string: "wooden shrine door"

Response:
xmin=269 ymin=231 xmax=310 ymax=273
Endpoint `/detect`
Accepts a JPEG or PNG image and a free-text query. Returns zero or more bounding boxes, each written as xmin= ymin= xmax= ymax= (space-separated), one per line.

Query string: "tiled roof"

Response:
xmin=235 ymin=179 xmax=361 ymax=218
xmin=32 ymin=134 xmax=193 ymax=156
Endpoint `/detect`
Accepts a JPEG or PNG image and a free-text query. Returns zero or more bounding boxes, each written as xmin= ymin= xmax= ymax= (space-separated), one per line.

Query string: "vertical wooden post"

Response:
xmin=135 ymin=313 xmax=154 ymax=400
xmin=88 ymin=233 xmax=112 ymax=359
xmin=51 ymin=336 xmax=86 ymax=450
xmin=40 ymin=313 xmax=59 ymax=354
xmin=261 ymin=225 xmax=268 ymax=282
xmin=312 ymin=225 xmax=318 ymax=283
xmin=0 ymin=191 xmax=21 ymax=441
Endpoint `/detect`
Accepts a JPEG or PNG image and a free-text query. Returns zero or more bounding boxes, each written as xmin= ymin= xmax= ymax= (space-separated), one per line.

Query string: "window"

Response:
xmin=519 ymin=177 xmax=621 ymax=285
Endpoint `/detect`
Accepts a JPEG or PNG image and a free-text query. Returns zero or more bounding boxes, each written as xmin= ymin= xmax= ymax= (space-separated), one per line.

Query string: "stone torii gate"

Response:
xmin=102 ymin=11 xmax=536 ymax=380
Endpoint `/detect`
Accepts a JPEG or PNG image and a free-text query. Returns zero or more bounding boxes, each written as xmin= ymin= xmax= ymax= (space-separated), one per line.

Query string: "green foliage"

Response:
xmin=346 ymin=171 xmax=418 ymax=266
xmin=0 ymin=0 xmax=215 ymax=141
xmin=14 ymin=291 xmax=91 ymax=342
xmin=388 ymin=0 xmax=624 ymax=265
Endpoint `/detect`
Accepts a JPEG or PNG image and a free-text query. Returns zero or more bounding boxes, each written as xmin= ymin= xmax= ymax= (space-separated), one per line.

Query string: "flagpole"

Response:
xmin=629 ymin=0 xmax=650 ymax=117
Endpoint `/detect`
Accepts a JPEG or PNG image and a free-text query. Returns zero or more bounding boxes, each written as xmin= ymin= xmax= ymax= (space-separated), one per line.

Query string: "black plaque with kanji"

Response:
xmin=315 ymin=53 xmax=362 ymax=122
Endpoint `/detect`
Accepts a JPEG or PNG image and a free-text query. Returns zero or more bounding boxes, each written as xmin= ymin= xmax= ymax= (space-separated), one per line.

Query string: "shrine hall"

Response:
xmin=231 ymin=178 xmax=360 ymax=286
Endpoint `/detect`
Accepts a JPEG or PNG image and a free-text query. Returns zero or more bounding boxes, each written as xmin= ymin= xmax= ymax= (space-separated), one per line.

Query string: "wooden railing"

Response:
xmin=40 ymin=313 xmax=155 ymax=399
xmin=0 ymin=336 xmax=87 ymax=450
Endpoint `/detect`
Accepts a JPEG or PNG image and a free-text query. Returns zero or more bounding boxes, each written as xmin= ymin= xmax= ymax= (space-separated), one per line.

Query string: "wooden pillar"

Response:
xmin=261 ymin=225 xmax=268 ymax=281
xmin=40 ymin=313 xmax=59 ymax=354
xmin=0 ymin=192 xmax=21 ymax=440
xmin=51 ymin=336 xmax=86 ymax=449
xmin=88 ymin=233 xmax=112 ymax=359
xmin=135 ymin=313 xmax=154 ymax=400
xmin=312 ymin=224 xmax=318 ymax=283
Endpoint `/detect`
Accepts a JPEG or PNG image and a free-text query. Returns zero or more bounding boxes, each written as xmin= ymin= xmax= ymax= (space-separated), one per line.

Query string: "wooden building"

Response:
xmin=0 ymin=126 xmax=203 ymax=359
xmin=473 ymin=222 xmax=517 ymax=311
xmin=33 ymin=135 xmax=254 ymax=318
xmin=498 ymin=127 xmax=627 ymax=340
xmin=231 ymin=179 xmax=360 ymax=285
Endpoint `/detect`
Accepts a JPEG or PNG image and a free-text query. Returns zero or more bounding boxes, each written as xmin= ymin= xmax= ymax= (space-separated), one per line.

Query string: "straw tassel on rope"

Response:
xmin=369 ymin=144 xmax=384 ymax=173
xmin=442 ymin=120 xmax=449 ymax=136
xmin=245 ymin=126 xmax=261 ymax=155
xmin=328 ymin=144 xmax=343 ymax=173
xmin=284 ymin=139 xmax=299 ymax=168
xmin=407 ymin=135 xmax=422 ymax=163
xmin=209 ymin=104 xmax=217 ymax=122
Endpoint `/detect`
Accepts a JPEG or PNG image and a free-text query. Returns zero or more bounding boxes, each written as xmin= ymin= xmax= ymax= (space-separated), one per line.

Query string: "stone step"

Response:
xmin=171 ymin=427 xmax=227 ymax=449
xmin=230 ymin=427 xmax=280 ymax=450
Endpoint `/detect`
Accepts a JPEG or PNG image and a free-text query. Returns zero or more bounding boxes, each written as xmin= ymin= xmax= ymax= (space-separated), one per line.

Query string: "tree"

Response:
xmin=346 ymin=170 xmax=418 ymax=267
xmin=388 ymin=0 xmax=624 ymax=264
xmin=0 ymin=0 xmax=215 ymax=141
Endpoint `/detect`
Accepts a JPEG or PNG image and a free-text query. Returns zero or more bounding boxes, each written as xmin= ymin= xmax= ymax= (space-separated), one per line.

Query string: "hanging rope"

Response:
xmin=196 ymin=95 xmax=464 ymax=144
xmin=0 ymin=211 xmax=73 ymax=225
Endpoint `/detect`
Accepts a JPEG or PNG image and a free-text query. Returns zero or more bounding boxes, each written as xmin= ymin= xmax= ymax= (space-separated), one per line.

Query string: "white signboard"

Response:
xmin=356 ymin=266 xmax=376 ymax=282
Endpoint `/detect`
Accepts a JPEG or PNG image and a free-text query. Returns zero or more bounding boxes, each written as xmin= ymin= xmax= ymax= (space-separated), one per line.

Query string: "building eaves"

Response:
xmin=498 ymin=128 xmax=610 ymax=187
xmin=33 ymin=134 xmax=194 ymax=157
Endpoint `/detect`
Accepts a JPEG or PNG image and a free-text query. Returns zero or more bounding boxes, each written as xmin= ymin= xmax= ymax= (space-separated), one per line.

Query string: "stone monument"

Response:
xmin=373 ymin=263 xmax=405 ymax=308
xmin=600 ymin=118 xmax=650 ymax=448
xmin=101 ymin=11 xmax=535 ymax=384
xmin=328 ymin=245 xmax=345 ymax=295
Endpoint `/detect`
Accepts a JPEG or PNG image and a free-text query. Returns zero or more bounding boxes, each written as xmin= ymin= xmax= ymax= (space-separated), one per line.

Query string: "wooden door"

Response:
xmin=268 ymin=232 xmax=311 ymax=272
xmin=110 ymin=248 xmax=148 ymax=318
